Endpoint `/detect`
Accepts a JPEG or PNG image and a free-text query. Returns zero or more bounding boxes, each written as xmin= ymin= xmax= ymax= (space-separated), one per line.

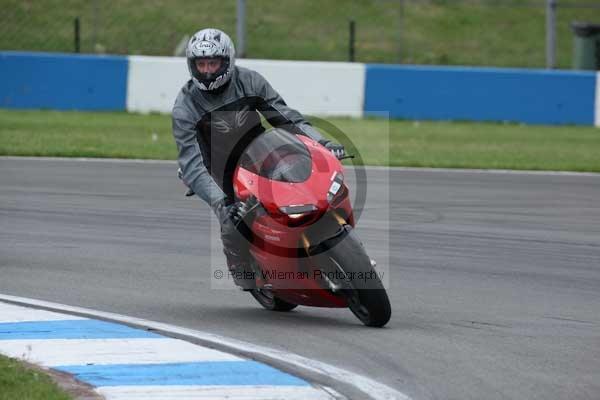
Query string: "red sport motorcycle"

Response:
xmin=182 ymin=128 xmax=391 ymax=327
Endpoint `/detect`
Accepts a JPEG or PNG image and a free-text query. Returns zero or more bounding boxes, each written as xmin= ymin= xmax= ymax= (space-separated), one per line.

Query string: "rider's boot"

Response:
xmin=222 ymin=227 xmax=255 ymax=291
xmin=224 ymin=251 xmax=256 ymax=291
xmin=219 ymin=200 xmax=256 ymax=291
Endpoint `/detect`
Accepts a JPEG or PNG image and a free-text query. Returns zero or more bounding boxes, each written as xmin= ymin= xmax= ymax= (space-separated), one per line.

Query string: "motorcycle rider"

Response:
xmin=172 ymin=28 xmax=345 ymax=290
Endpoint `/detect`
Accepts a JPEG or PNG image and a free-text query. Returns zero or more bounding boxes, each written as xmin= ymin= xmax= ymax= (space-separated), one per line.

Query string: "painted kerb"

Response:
xmin=0 ymin=301 xmax=339 ymax=400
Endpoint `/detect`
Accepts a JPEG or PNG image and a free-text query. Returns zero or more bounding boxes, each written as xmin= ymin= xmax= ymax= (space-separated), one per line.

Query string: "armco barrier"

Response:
xmin=364 ymin=64 xmax=597 ymax=125
xmin=1 ymin=51 xmax=599 ymax=126
xmin=0 ymin=52 xmax=127 ymax=111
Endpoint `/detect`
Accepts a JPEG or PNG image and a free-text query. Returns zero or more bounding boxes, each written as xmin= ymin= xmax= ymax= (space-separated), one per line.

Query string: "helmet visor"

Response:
xmin=190 ymin=56 xmax=229 ymax=85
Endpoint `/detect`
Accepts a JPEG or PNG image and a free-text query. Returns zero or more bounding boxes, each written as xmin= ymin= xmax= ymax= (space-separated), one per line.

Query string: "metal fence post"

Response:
xmin=74 ymin=17 xmax=81 ymax=53
xmin=92 ymin=0 xmax=99 ymax=52
xmin=349 ymin=20 xmax=356 ymax=62
xmin=546 ymin=0 xmax=557 ymax=69
xmin=237 ymin=0 xmax=246 ymax=58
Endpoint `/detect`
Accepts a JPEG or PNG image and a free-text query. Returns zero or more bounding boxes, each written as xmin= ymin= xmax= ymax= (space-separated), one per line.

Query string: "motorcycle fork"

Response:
xmin=299 ymin=209 xmax=348 ymax=256
xmin=299 ymin=210 xmax=351 ymax=293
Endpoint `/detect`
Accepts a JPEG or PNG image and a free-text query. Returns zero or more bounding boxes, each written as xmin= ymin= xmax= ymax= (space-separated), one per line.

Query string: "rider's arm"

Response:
xmin=252 ymin=71 xmax=326 ymax=143
xmin=172 ymin=96 xmax=226 ymax=208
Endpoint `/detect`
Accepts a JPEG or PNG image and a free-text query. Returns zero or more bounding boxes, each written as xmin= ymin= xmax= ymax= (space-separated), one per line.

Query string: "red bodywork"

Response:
xmin=233 ymin=135 xmax=354 ymax=307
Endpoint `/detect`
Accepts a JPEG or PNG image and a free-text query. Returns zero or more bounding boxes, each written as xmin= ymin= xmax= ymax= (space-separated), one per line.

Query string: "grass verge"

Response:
xmin=0 ymin=355 xmax=71 ymax=400
xmin=1 ymin=109 xmax=599 ymax=172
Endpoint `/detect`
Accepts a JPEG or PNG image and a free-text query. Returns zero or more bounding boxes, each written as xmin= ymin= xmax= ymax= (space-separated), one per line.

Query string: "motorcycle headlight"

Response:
xmin=279 ymin=204 xmax=318 ymax=216
xmin=278 ymin=204 xmax=319 ymax=226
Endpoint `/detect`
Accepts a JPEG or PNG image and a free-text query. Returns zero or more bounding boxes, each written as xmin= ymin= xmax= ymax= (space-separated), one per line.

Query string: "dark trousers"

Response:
xmin=220 ymin=208 xmax=252 ymax=269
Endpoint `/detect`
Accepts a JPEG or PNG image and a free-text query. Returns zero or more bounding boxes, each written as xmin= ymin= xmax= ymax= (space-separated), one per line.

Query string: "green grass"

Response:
xmin=1 ymin=0 xmax=599 ymax=68
xmin=326 ymin=117 xmax=600 ymax=171
xmin=0 ymin=355 xmax=71 ymax=400
xmin=0 ymin=109 xmax=174 ymax=159
xmin=1 ymin=109 xmax=599 ymax=172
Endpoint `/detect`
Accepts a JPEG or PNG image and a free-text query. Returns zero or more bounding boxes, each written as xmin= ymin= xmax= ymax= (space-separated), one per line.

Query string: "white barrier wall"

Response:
xmin=126 ymin=56 xmax=365 ymax=117
xmin=126 ymin=56 xmax=189 ymax=114
xmin=237 ymin=59 xmax=365 ymax=117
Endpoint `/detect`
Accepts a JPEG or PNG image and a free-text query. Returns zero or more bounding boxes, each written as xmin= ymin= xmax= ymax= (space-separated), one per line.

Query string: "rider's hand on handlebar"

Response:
xmin=319 ymin=140 xmax=346 ymax=159
xmin=213 ymin=198 xmax=252 ymax=226
xmin=213 ymin=198 xmax=233 ymax=224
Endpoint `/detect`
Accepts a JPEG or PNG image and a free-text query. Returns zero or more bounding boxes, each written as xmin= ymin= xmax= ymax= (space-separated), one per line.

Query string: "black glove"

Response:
xmin=213 ymin=198 xmax=233 ymax=224
xmin=319 ymin=140 xmax=346 ymax=159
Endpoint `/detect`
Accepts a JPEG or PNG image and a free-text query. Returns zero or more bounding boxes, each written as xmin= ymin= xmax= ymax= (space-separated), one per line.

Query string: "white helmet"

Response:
xmin=186 ymin=28 xmax=236 ymax=91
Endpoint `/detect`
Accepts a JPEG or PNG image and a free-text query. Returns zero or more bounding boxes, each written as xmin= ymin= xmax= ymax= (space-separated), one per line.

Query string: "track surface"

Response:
xmin=1 ymin=158 xmax=599 ymax=400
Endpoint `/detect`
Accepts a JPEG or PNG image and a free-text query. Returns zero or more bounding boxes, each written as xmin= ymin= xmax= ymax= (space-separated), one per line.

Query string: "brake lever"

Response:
xmin=338 ymin=154 xmax=355 ymax=161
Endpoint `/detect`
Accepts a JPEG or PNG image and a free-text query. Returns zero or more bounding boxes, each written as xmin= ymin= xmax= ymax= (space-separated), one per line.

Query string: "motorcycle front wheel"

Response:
xmin=320 ymin=229 xmax=392 ymax=327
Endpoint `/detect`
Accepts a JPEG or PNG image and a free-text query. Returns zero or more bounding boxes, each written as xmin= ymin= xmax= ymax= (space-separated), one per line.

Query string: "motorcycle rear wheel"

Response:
xmin=250 ymin=288 xmax=298 ymax=312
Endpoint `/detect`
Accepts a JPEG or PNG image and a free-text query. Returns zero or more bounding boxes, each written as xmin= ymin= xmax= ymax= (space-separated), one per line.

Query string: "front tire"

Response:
xmin=319 ymin=229 xmax=391 ymax=327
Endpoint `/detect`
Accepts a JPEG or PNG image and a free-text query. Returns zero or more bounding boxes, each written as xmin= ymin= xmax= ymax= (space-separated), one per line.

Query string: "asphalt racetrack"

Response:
xmin=1 ymin=158 xmax=599 ymax=400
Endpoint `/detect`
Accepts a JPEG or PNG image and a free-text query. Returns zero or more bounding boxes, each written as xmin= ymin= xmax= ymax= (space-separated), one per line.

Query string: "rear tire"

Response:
xmin=318 ymin=229 xmax=391 ymax=327
xmin=250 ymin=288 xmax=298 ymax=312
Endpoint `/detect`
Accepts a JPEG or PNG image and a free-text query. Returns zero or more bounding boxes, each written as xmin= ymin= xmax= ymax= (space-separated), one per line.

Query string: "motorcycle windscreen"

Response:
xmin=238 ymin=128 xmax=312 ymax=183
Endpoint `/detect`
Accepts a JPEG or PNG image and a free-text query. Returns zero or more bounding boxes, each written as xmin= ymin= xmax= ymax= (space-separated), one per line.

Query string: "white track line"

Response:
xmin=0 ymin=302 xmax=86 ymax=322
xmin=1 ymin=156 xmax=599 ymax=176
xmin=0 ymin=294 xmax=410 ymax=400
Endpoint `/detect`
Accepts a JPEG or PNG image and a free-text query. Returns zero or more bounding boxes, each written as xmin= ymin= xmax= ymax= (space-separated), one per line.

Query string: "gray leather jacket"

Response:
xmin=172 ymin=66 xmax=325 ymax=207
